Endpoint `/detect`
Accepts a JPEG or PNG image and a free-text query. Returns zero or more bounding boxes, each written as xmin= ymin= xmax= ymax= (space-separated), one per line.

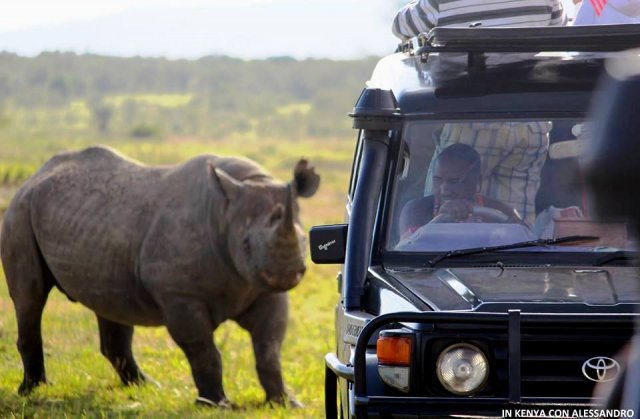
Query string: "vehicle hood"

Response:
xmin=384 ymin=266 xmax=640 ymax=312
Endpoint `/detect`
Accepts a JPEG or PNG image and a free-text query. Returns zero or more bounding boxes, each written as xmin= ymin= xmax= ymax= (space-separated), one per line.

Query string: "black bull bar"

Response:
xmin=325 ymin=311 xmax=638 ymax=418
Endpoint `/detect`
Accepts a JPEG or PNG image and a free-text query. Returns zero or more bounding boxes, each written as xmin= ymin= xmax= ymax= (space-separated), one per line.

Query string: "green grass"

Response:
xmin=105 ymin=94 xmax=194 ymax=108
xmin=0 ymin=163 xmax=37 ymax=186
xmin=0 ymin=265 xmax=342 ymax=418
xmin=275 ymin=103 xmax=312 ymax=116
xmin=0 ymin=135 xmax=354 ymax=417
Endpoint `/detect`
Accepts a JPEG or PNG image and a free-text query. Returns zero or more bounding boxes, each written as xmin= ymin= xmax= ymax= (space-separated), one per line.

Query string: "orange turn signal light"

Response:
xmin=377 ymin=336 xmax=412 ymax=366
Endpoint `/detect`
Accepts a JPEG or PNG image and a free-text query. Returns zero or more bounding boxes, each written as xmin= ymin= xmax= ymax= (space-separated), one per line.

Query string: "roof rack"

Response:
xmin=400 ymin=24 xmax=640 ymax=56
xmin=398 ymin=24 xmax=640 ymax=73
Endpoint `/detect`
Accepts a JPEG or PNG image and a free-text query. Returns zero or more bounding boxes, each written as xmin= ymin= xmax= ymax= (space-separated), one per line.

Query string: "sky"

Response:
xmin=0 ymin=0 xmax=577 ymax=32
xmin=1 ymin=0 xmax=386 ymax=32
xmin=0 ymin=0 xmax=248 ymax=32
xmin=0 ymin=0 xmax=578 ymax=59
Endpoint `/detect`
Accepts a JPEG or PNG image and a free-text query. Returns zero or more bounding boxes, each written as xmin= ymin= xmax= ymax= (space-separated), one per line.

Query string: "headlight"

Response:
xmin=436 ymin=343 xmax=488 ymax=395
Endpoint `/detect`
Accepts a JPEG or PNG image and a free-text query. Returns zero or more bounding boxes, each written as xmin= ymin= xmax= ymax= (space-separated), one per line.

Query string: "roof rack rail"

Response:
xmin=399 ymin=24 xmax=640 ymax=57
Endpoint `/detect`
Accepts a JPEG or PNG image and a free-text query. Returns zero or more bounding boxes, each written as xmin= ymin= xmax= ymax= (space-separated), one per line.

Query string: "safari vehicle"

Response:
xmin=310 ymin=25 xmax=640 ymax=418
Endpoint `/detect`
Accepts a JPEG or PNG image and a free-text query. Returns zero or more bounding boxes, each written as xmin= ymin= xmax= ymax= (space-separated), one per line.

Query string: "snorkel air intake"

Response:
xmin=344 ymin=88 xmax=401 ymax=309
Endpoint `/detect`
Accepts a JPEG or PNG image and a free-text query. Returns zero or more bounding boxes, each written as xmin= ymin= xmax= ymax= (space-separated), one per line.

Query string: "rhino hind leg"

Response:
xmin=96 ymin=316 xmax=145 ymax=385
xmin=1 ymin=212 xmax=55 ymax=395
xmin=15 ymin=290 xmax=52 ymax=395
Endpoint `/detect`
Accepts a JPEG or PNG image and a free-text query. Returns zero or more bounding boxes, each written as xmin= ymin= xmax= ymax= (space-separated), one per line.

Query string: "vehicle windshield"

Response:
xmin=387 ymin=119 xmax=636 ymax=259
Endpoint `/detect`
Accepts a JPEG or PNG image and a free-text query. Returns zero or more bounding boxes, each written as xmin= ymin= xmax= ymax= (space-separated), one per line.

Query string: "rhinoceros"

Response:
xmin=0 ymin=145 xmax=320 ymax=407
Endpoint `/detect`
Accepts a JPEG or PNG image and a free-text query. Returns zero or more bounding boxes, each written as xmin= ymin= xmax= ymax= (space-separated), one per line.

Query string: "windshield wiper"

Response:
xmin=427 ymin=235 xmax=600 ymax=267
xmin=594 ymin=250 xmax=638 ymax=266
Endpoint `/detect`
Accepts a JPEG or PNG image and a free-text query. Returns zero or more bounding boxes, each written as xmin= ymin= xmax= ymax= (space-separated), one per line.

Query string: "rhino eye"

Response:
xmin=242 ymin=237 xmax=252 ymax=255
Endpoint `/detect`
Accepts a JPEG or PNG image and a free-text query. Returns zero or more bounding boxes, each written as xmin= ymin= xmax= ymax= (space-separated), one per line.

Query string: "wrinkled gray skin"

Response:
xmin=0 ymin=146 xmax=320 ymax=407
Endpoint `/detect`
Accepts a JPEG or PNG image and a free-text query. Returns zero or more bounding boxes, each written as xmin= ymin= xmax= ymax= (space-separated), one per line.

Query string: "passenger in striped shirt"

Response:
xmin=400 ymin=143 xmax=524 ymax=240
xmin=393 ymin=0 xmax=568 ymax=40
xmin=424 ymin=121 xmax=552 ymax=226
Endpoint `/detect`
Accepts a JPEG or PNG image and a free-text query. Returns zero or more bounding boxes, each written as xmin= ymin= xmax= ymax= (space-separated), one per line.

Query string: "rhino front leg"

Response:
xmin=235 ymin=292 xmax=302 ymax=407
xmin=162 ymin=298 xmax=229 ymax=407
xmin=96 ymin=316 xmax=145 ymax=385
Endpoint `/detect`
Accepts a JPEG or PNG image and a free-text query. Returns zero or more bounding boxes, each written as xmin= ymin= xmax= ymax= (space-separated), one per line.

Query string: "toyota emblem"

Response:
xmin=581 ymin=357 xmax=620 ymax=382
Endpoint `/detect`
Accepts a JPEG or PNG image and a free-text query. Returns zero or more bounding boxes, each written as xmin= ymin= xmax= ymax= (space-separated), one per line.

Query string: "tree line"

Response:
xmin=0 ymin=52 xmax=380 ymax=140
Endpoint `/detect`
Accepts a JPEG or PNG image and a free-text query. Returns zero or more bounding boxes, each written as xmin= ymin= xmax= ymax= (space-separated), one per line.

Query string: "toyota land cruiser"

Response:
xmin=311 ymin=25 xmax=640 ymax=418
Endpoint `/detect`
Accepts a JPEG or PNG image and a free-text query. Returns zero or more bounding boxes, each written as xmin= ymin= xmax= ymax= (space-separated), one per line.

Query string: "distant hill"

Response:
xmin=0 ymin=0 xmax=399 ymax=59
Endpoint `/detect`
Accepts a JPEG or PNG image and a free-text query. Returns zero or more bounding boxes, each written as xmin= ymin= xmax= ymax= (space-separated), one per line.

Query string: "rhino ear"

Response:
xmin=292 ymin=159 xmax=320 ymax=198
xmin=210 ymin=165 xmax=242 ymax=201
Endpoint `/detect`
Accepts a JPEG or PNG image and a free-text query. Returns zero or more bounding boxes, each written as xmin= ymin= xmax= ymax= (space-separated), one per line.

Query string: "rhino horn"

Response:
xmin=284 ymin=184 xmax=295 ymax=230
xmin=276 ymin=184 xmax=296 ymax=242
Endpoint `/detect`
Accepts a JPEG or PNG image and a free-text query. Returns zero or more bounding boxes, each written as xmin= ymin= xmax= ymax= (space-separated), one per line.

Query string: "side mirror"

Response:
xmin=309 ymin=224 xmax=348 ymax=264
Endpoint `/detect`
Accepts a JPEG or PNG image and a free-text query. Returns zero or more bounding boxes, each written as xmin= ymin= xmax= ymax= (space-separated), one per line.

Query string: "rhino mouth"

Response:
xmin=259 ymin=269 xmax=305 ymax=291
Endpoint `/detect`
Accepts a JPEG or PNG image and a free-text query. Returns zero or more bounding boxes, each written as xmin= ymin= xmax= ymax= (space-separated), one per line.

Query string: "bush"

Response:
xmin=129 ymin=124 xmax=160 ymax=138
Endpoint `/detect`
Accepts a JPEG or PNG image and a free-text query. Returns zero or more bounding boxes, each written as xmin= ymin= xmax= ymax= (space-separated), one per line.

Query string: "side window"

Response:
xmin=348 ymin=131 xmax=364 ymax=203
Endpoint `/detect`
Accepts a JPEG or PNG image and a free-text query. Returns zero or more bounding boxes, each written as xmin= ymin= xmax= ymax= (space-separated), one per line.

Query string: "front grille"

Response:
xmin=421 ymin=317 xmax=633 ymax=399
xmin=519 ymin=323 xmax=631 ymax=397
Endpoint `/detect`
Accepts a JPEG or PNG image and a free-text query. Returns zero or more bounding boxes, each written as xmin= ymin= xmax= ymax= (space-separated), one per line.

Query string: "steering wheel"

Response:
xmin=430 ymin=205 xmax=510 ymax=224
xmin=471 ymin=206 xmax=511 ymax=223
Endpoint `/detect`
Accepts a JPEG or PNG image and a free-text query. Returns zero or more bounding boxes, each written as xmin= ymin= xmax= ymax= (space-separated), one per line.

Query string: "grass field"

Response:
xmin=0 ymin=135 xmax=355 ymax=417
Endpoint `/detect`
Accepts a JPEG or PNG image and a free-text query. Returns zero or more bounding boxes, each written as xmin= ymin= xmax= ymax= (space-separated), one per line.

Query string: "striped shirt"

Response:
xmin=393 ymin=0 xmax=568 ymax=40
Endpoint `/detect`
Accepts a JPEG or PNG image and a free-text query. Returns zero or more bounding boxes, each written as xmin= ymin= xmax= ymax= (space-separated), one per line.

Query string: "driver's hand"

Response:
xmin=438 ymin=199 xmax=473 ymax=221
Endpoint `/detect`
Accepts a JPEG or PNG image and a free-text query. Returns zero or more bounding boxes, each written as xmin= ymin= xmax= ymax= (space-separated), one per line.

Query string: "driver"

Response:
xmin=399 ymin=144 xmax=523 ymax=239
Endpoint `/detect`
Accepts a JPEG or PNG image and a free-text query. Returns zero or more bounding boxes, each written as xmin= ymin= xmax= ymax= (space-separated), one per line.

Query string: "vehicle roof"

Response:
xmin=368 ymin=25 xmax=640 ymax=118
